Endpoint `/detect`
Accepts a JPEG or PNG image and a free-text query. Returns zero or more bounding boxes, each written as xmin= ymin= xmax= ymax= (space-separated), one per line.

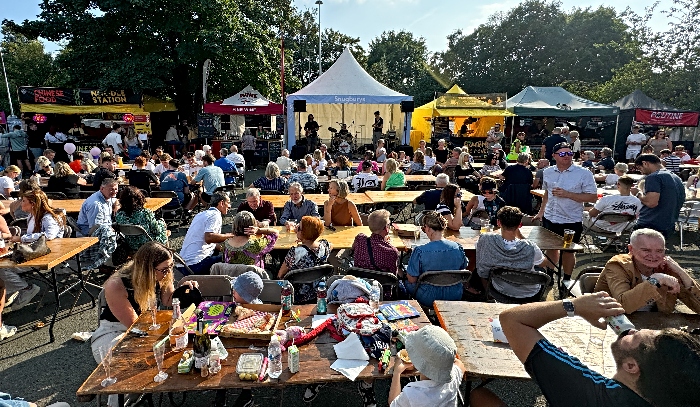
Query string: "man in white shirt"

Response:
xmin=673 ymin=145 xmax=692 ymax=163
xmin=178 ymin=192 xmax=234 ymax=275
xmin=534 ymin=142 xmax=597 ymax=285
xmin=226 ymin=145 xmax=245 ymax=174
xmin=351 ymin=160 xmax=380 ymax=191
xmin=486 ymin=123 xmax=504 ymax=149
xmin=102 ymin=124 xmax=125 ymax=156
xmin=583 ymin=175 xmax=641 ymax=233
xmin=276 ymin=149 xmax=294 ymax=173
xmin=625 ymin=125 xmax=647 ymax=162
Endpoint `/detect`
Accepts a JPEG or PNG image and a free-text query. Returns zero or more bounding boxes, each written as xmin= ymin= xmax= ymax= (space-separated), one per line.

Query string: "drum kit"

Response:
xmin=329 ymin=122 xmax=359 ymax=157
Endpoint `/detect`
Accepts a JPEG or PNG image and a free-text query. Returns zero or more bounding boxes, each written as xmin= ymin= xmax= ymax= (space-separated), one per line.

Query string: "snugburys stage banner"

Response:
xmin=635 ymin=109 xmax=700 ymax=127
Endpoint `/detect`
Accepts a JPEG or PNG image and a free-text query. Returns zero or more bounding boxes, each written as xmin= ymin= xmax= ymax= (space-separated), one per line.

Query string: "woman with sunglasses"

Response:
xmin=480 ymin=153 xmax=501 ymax=176
xmin=435 ymin=184 xmax=464 ymax=231
xmin=454 ymin=151 xmax=481 ymax=193
xmin=464 ymin=178 xmax=506 ymax=227
xmin=647 ymin=129 xmax=672 ymax=156
xmin=406 ymin=211 xmax=468 ymax=308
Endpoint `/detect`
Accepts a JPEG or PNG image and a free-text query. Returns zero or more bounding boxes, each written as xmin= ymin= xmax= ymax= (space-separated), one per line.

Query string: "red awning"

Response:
xmin=635 ymin=109 xmax=700 ymax=127
xmin=203 ymin=101 xmax=283 ymax=115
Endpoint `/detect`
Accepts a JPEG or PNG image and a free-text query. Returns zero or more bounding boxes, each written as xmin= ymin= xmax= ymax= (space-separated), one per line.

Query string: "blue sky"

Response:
xmin=1 ymin=0 xmax=675 ymax=54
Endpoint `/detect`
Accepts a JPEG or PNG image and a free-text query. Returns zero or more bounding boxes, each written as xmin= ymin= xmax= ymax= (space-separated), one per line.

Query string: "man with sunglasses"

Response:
xmin=534 ymin=142 xmax=597 ymax=287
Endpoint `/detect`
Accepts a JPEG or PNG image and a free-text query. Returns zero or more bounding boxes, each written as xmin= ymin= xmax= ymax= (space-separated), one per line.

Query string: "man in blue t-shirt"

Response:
xmin=486 ymin=293 xmax=700 ymax=407
xmin=160 ymin=159 xmax=196 ymax=210
xmin=214 ymin=148 xmax=238 ymax=184
xmin=413 ymin=173 xmax=449 ymax=211
xmin=194 ymin=154 xmax=225 ymax=202
xmin=632 ymin=154 xmax=685 ymax=237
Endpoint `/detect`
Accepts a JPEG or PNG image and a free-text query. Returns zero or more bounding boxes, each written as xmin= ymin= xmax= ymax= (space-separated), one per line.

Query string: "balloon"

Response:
xmin=90 ymin=147 xmax=101 ymax=157
xmin=64 ymin=143 xmax=76 ymax=155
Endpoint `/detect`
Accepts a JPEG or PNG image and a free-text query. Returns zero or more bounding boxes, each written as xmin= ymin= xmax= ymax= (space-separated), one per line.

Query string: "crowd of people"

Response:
xmin=1 ymin=119 xmax=699 ymax=407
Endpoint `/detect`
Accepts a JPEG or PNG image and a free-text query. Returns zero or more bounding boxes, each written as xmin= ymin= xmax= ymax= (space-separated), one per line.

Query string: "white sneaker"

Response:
xmin=0 ymin=323 xmax=17 ymax=340
xmin=10 ymin=284 xmax=41 ymax=311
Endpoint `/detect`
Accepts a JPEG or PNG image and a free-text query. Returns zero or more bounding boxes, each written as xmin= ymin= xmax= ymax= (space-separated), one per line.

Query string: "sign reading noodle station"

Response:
xmin=78 ymin=89 xmax=142 ymax=105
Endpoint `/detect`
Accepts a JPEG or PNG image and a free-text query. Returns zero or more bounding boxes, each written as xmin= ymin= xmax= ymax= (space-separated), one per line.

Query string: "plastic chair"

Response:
xmin=677 ymin=200 xmax=700 ymax=248
xmin=412 ymin=269 xmax=471 ymax=310
xmin=112 ymin=223 xmax=155 ymax=242
xmin=150 ymin=190 xmax=185 ymax=225
xmin=178 ymin=275 xmax=233 ymax=301
xmin=568 ymin=267 xmax=604 ymax=297
xmin=485 ymin=267 xmax=551 ymax=304
xmin=581 ymin=213 xmax=636 ymax=254
xmin=283 ymin=264 xmax=335 ymax=284
xmin=259 ymin=280 xmax=295 ymax=304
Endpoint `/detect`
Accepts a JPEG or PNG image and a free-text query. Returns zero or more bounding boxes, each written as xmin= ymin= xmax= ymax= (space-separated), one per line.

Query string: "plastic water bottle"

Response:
xmin=268 ymin=335 xmax=283 ymax=379
xmin=316 ymin=280 xmax=327 ymax=315
xmin=370 ymin=281 xmax=381 ymax=312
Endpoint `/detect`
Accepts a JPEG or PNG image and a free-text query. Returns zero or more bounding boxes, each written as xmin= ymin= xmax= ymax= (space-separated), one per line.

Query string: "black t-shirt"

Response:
xmin=501 ymin=164 xmax=533 ymax=191
xmin=435 ymin=149 xmax=449 ymax=164
xmin=525 ymin=339 xmax=650 ymax=407
xmin=542 ymin=135 xmax=567 ymax=160
xmin=128 ymin=169 xmax=159 ymax=193
xmin=415 ymin=188 xmax=443 ymax=211
xmin=455 ymin=165 xmax=479 ymax=190
xmin=373 ymin=117 xmax=383 ymax=132
xmin=46 ymin=174 xmax=81 ymax=198
xmin=304 ymin=120 xmax=320 ymax=134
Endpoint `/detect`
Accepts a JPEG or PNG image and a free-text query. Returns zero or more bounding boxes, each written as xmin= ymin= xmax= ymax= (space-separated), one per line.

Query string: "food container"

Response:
xmin=236 ymin=353 xmax=264 ymax=381
xmin=178 ymin=350 xmax=194 ymax=374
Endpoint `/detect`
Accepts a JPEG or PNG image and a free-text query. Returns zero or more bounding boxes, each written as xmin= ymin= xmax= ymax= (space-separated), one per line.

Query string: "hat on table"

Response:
xmin=405 ymin=325 xmax=456 ymax=384
xmin=232 ymin=271 xmax=264 ymax=304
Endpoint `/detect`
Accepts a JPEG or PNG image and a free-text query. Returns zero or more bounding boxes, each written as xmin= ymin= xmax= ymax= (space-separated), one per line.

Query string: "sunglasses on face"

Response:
xmin=557 ymin=151 xmax=575 ymax=157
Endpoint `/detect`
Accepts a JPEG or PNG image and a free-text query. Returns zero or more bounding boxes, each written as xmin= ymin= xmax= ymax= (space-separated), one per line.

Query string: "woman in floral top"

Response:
xmin=115 ymin=186 xmax=169 ymax=251
xmin=277 ymin=216 xmax=332 ymax=303
xmin=223 ymin=211 xmax=278 ymax=269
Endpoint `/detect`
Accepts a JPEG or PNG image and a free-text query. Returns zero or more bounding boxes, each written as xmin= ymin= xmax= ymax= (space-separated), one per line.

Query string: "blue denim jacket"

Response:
xmin=406 ymin=239 xmax=468 ymax=307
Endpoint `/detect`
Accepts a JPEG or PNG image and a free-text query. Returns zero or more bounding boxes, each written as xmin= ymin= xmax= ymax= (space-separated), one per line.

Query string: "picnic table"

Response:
xmin=530 ymin=188 xmax=619 ymax=198
xmin=272 ymin=225 xmax=407 ymax=251
xmin=261 ymin=193 xmax=374 ymax=209
xmin=49 ymin=197 xmax=172 ymax=214
xmin=364 ymin=190 xmax=474 ymax=204
xmin=434 ymin=301 xmax=700 ymax=385
xmin=77 ymin=301 xmax=431 ymax=405
xmin=0 ymin=237 xmax=99 ymax=342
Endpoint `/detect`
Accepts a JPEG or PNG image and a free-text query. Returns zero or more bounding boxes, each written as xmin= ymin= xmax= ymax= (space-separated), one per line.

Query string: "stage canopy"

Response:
xmin=613 ymin=89 xmax=699 ymax=127
xmin=286 ymin=48 xmax=413 ymax=149
xmin=203 ymin=85 xmax=283 ymax=115
xmin=507 ymin=86 xmax=619 ymax=117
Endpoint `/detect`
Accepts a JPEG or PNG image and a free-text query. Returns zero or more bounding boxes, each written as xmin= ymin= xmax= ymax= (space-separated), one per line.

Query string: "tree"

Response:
xmin=366 ymin=30 xmax=442 ymax=105
xmin=6 ymin=0 xmax=295 ymax=118
xmin=0 ymin=27 xmax=65 ymax=116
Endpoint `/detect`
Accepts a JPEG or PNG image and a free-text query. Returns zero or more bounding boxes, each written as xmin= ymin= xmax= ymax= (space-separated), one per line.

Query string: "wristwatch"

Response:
xmin=562 ymin=299 xmax=575 ymax=317
xmin=648 ymin=277 xmax=661 ymax=288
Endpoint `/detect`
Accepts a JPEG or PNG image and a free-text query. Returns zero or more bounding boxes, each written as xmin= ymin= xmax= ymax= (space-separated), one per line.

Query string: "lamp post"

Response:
xmin=315 ymin=0 xmax=323 ymax=76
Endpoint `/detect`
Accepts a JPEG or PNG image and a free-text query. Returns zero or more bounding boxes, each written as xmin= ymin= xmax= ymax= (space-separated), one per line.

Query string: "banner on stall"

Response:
xmin=435 ymin=92 xmax=508 ymax=110
xmin=79 ymin=89 xmax=142 ymax=105
xmin=19 ymin=87 xmax=75 ymax=104
xmin=134 ymin=114 xmax=151 ymax=134
xmin=635 ymin=109 xmax=700 ymax=127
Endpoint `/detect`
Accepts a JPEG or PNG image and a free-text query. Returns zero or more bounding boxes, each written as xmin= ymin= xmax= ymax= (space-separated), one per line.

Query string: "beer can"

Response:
xmin=605 ymin=314 xmax=635 ymax=336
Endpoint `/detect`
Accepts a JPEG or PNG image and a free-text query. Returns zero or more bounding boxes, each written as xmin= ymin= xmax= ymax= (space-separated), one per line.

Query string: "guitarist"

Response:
xmin=304 ymin=114 xmax=320 ymax=152
xmin=372 ymin=111 xmax=383 ymax=145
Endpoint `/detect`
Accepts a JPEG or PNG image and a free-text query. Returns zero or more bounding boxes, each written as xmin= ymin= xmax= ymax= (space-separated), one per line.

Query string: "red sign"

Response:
xmin=33 ymin=114 xmax=48 ymax=124
xmin=635 ymin=109 xmax=700 ymax=127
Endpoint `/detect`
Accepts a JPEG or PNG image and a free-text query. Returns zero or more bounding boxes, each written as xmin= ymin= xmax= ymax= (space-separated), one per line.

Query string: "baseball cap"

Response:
xmin=552 ymin=142 xmax=571 ymax=153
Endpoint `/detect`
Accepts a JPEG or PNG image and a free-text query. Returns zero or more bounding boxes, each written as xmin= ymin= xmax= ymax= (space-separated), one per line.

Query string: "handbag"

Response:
xmin=12 ymin=235 xmax=51 ymax=263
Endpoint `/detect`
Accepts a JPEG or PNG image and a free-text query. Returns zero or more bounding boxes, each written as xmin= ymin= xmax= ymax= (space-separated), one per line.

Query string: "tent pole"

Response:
xmin=613 ymin=114 xmax=619 ymax=159
xmin=509 ymin=116 xmax=515 ymax=150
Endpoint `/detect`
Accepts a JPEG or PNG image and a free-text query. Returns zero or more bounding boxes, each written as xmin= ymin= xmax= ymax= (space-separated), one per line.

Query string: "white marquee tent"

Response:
xmin=286 ymin=48 xmax=413 ymax=150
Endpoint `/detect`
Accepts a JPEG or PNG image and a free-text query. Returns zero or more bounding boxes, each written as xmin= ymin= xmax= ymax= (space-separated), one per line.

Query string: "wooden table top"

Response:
xmin=365 ymin=190 xmax=474 ymax=204
xmin=0 ymin=237 xmax=98 ymax=270
xmin=262 ymin=193 xmax=374 ymax=208
xmin=403 ymin=175 xmax=436 ymax=183
xmin=77 ymin=301 xmax=431 ymax=401
xmin=434 ymin=301 xmax=700 ymax=381
xmin=680 ymin=164 xmax=700 ymax=169
xmin=272 ymin=226 xmax=407 ymax=250
xmin=399 ymin=226 xmax=584 ymax=252
xmin=50 ymin=197 xmax=172 ymax=214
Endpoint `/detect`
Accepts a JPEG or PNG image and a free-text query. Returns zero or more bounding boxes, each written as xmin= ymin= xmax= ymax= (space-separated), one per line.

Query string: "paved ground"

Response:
xmin=1 ymin=167 xmax=698 ymax=406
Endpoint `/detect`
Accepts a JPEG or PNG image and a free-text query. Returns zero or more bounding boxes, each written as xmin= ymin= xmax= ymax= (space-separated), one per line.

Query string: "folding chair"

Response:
xmin=283 ymin=264 xmax=335 ymax=284
xmin=580 ymin=213 xmax=636 ymax=255
xmin=45 ymin=192 xmax=68 ymax=200
xmin=150 ymin=190 xmax=185 ymax=226
xmin=178 ymin=275 xmax=233 ymax=301
xmin=568 ymin=266 xmax=604 ymax=298
xmin=346 ymin=267 xmax=399 ymax=299
xmin=260 ymin=280 xmax=294 ymax=304
xmin=485 ymin=267 xmax=550 ymax=304
xmin=677 ymin=200 xmax=700 ymax=248
xmin=412 ymin=269 xmax=471 ymax=319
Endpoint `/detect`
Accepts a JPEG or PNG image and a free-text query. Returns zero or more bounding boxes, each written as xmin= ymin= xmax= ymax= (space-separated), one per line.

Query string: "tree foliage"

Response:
xmin=366 ymin=30 xmax=443 ymax=106
xmin=0 ymin=26 xmax=65 ymax=115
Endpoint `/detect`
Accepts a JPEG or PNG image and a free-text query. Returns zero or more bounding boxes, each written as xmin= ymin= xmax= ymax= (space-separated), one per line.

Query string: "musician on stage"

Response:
xmin=304 ymin=114 xmax=320 ymax=152
xmin=338 ymin=123 xmax=350 ymax=139
xmin=372 ymin=111 xmax=383 ymax=145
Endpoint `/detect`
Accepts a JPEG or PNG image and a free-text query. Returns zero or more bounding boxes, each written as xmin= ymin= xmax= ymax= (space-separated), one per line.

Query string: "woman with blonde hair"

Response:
xmin=35 ymin=156 xmax=54 ymax=176
xmin=47 ymin=161 xmax=87 ymax=198
xmin=406 ymin=150 xmax=426 ymax=174
xmin=381 ymin=158 xmax=405 ymax=190
xmin=406 ymin=210 xmax=468 ymax=307
xmin=454 ymin=151 xmax=480 ymax=192
xmin=312 ymin=149 xmax=327 ymax=174
xmin=324 ymin=179 xmax=362 ymax=226
xmin=124 ymin=127 xmax=143 ymax=159
xmin=0 ymin=165 xmax=20 ymax=198
xmin=251 ymin=162 xmax=288 ymax=192
xmin=223 ymin=211 xmax=279 ymax=269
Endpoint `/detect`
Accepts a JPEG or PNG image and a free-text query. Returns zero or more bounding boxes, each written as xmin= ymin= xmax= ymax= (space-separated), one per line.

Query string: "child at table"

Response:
xmin=389 ymin=325 xmax=466 ymax=407
xmin=230 ymin=271 xmax=263 ymax=304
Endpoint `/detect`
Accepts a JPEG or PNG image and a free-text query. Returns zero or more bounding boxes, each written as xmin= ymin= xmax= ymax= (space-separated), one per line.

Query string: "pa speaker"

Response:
xmin=400 ymin=101 xmax=414 ymax=113
xmin=220 ymin=122 xmax=231 ymax=130
xmin=293 ymin=100 xmax=307 ymax=112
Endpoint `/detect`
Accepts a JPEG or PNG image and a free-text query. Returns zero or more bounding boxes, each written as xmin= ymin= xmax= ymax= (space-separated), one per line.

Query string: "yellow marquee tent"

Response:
xmin=410 ymin=85 xmax=514 ymax=149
